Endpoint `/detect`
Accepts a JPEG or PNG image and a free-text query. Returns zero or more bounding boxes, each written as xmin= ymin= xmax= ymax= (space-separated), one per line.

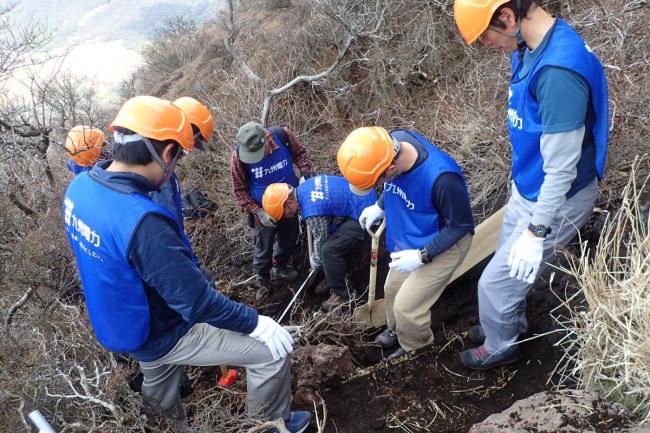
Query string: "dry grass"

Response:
xmin=552 ymin=156 xmax=650 ymax=423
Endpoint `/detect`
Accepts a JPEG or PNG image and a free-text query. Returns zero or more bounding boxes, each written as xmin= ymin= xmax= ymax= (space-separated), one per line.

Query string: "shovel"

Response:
xmin=352 ymin=206 xmax=507 ymax=329
xmin=277 ymin=227 xmax=316 ymax=323
xmin=354 ymin=219 xmax=387 ymax=328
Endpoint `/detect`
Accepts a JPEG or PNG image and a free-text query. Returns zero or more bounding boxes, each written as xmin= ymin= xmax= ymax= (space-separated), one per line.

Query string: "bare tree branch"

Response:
xmin=5 ymin=286 xmax=34 ymax=328
xmin=246 ymin=418 xmax=290 ymax=433
xmin=261 ymin=34 xmax=354 ymax=125
xmin=222 ymin=0 xmax=263 ymax=84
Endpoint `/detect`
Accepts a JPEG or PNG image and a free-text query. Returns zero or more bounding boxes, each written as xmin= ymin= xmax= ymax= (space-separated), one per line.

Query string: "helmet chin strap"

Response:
xmin=391 ymin=137 xmax=401 ymax=158
xmin=114 ymin=131 xmax=180 ymax=187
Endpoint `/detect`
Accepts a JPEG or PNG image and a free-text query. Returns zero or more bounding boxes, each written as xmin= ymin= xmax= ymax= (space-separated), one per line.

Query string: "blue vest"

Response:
xmin=297 ymin=175 xmax=377 ymax=233
xmin=384 ymin=130 xmax=469 ymax=253
xmin=240 ymin=128 xmax=298 ymax=206
xmin=508 ymin=19 xmax=608 ymax=201
xmin=63 ymin=173 xmax=182 ymax=352
xmin=66 ymin=158 xmax=91 ymax=175
xmin=149 ymin=174 xmax=199 ymax=265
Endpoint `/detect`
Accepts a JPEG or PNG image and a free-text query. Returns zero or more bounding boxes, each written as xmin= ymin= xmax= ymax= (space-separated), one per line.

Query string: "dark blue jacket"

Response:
xmin=66 ymin=162 xmax=258 ymax=361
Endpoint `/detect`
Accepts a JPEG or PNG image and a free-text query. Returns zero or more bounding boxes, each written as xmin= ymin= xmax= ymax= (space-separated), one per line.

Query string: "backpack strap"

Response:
xmin=269 ymin=126 xmax=290 ymax=149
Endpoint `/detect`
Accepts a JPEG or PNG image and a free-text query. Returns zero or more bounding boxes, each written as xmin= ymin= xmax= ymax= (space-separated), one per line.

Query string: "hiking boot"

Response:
xmin=459 ymin=345 xmax=520 ymax=371
xmin=313 ymin=279 xmax=330 ymax=296
xmin=255 ymin=276 xmax=272 ymax=302
xmin=386 ymin=346 xmax=407 ymax=360
xmin=263 ymin=410 xmax=312 ymax=433
xmin=468 ymin=325 xmax=485 ymax=344
xmin=321 ymin=293 xmax=346 ymax=312
xmin=374 ymin=328 xmax=398 ymax=348
xmin=271 ymin=266 xmax=299 ymax=282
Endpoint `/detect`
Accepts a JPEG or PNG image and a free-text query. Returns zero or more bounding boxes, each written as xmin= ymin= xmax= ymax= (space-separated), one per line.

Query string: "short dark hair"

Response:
xmin=490 ymin=0 xmax=537 ymax=29
xmin=111 ymin=127 xmax=180 ymax=165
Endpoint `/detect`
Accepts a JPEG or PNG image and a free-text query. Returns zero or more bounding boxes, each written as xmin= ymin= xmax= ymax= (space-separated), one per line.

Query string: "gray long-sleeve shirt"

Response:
xmin=533 ymin=127 xmax=585 ymax=226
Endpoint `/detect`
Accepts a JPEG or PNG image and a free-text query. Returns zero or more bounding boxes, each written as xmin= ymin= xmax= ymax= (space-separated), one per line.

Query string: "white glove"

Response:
xmin=359 ymin=203 xmax=385 ymax=231
xmin=507 ymin=231 xmax=545 ymax=284
xmin=249 ymin=315 xmax=294 ymax=361
xmin=389 ymin=249 xmax=424 ymax=273
xmin=309 ymin=255 xmax=322 ymax=272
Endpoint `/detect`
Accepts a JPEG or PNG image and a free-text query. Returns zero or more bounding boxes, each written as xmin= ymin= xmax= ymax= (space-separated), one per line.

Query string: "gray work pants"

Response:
xmin=479 ymin=179 xmax=598 ymax=354
xmin=252 ymin=215 xmax=299 ymax=277
xmin=138 ymin=323 xmax=291 ymax=429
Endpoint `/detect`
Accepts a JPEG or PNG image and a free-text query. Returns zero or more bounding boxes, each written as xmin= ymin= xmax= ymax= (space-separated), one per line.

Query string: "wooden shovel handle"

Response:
xmin=366 ymin=219 xmax=386 ymax=309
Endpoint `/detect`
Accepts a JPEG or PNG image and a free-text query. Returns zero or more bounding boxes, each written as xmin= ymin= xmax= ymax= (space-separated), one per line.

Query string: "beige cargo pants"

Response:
xmin=384 ymin=234 xmax=472 ymax=351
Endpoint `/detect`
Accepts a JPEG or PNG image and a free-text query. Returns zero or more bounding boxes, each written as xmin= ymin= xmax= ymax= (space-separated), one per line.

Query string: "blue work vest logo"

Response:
xmin=384 ymin=182 xmax=415 ymax=210
xmin=64 ymin=197 xmax=102 ymax=261
xmin=250 ymin=159 xmax=289 ymax=179
xmin=310 ymin=191 xmax=324 ymax=202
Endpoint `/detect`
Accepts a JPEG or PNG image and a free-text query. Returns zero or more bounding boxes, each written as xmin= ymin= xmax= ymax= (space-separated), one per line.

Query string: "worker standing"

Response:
xmin=261 ymin=175 xmax=377 ymax=312
xmin=230 ymin=122 xmax=313 ymax=301
xmin=453 ymin=0 xmax=608 ymax=369
xmin=148 ymin=97 xmax=214 ymax=272
xmin=63 ymin=96 xmax=310 ymax=433
xmin=338 ymin=127 xmax=475 ymax=359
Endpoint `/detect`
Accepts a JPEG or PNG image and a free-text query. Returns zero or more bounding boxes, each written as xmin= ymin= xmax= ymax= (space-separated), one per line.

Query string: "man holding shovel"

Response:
xmin=337 ymin=127 xmax=475 ymax=359
xmin=261 ymin=175 xmax=377 ymax=312
xmin=453 ymin=0 xmax=608 ymax=369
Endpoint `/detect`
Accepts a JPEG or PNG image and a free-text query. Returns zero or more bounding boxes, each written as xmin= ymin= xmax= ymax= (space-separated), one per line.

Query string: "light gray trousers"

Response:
xmin=479 ymin=179 xmax=598 ymax=354
xmin=138 ymin=323 xmax=291 ymax=428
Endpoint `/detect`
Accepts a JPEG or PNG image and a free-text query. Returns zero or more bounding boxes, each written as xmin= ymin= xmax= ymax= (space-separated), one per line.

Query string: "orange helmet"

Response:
xmin=65 ymin=125 xmax=107 ymax=167
xmin=337 ymin=127 xmax=395 ymax=195
xmin=454 ymin=0 xmax=511 ymax=44
xmin=262 ymin=183 xmax=291 ymax=221
xmin=109 ymin=96 xmax=194 ymax=151
xmin=173 ymin=97 xmax=214 ymax=149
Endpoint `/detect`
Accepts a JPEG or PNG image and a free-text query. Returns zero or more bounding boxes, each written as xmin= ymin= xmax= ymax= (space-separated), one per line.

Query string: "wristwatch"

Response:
xmin=528 ymin=223 xmax=552 ymax=238
xmin=418 ymin=248 xmax=433 ymax=264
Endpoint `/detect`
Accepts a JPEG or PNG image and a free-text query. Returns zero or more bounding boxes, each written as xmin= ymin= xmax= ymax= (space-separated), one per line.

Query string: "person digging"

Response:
xmin=453 ymin=0 xmax=608 ymax=370
xmin=261 ymin=175 xmax=378 ymax=312
xmin=337 ymin=126 xmax=475 ymax=359
xmin=230 ymin=121 xmax=313 ymax=301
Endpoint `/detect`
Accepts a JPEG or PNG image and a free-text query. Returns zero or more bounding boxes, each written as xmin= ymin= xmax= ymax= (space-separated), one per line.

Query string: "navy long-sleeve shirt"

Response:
xmin=90 ymin=164 xmax=258 ymax=361
xmin=378 ymin=140 xmax=474 ymax=258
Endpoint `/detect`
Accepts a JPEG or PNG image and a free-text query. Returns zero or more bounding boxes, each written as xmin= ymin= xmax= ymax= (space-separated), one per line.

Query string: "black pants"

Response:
xmin=321 ymin=219 xmax=367 ymax=298
xmin=252 ymin=215 xmax=299 ymax=277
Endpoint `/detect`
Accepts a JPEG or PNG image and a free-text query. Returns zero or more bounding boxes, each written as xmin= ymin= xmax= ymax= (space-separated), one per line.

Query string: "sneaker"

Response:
xmin=374 ymin=328 xmax=398 ymax=348
xmin=264 ymin=411 xmax=312 ymax=433
xmin=468 ymin=325 xmax=485 ymax=344
xmin=321 ymin=293 xmax=346 ymax=312
xmin=255 ymin=276 xmax=272 ymax=302
xmin=386 ymin=346 xmax=407 ymax=360
xmin=459 ymin=345 xmax=520 ymax=371
xmin=271 ymin=266 xmax=299 ymax=282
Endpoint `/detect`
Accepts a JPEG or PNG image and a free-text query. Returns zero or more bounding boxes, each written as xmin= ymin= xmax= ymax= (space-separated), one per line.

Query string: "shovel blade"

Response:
xmin=354 ymin=299 xmax=387 ymax=329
